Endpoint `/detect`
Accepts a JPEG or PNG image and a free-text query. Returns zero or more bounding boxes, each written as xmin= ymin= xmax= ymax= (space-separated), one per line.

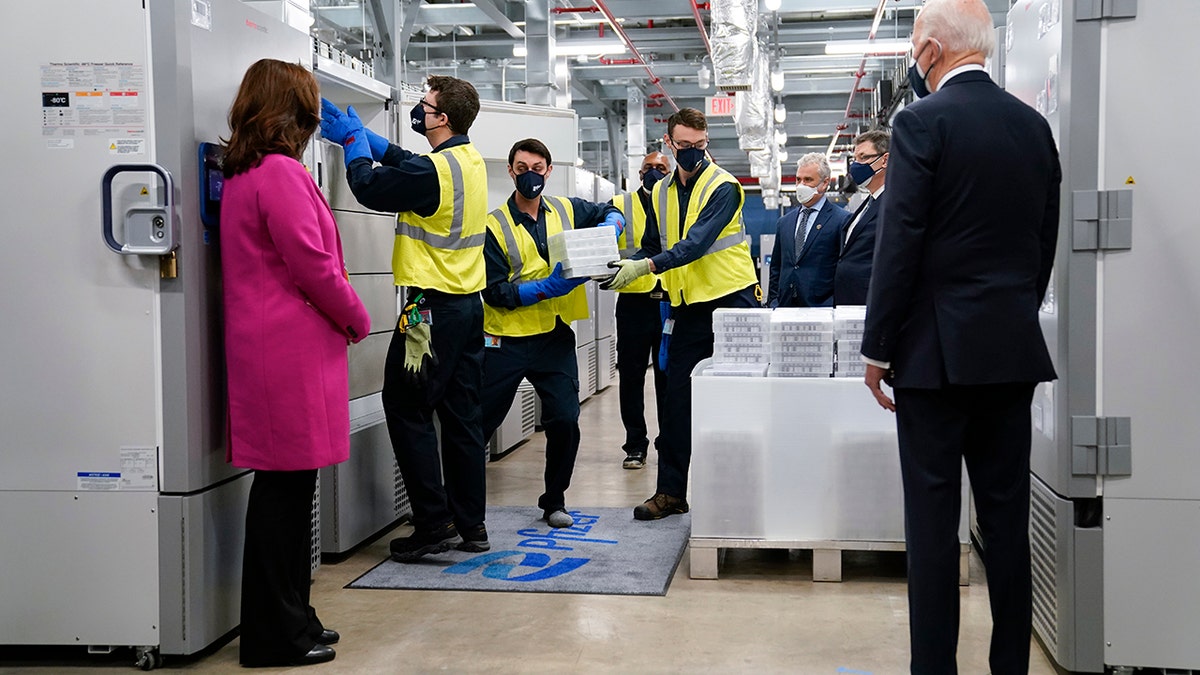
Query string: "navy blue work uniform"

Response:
xmin=481 ymin=194 xmax=619 ymax=514
xmin=346 ymin=136 xmax=487 ymax=536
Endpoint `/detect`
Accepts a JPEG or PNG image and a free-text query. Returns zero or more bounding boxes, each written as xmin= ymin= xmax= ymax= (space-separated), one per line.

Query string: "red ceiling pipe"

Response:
xmin=598 ymin=23 xmax=604 ymax=37
xmin=828 ymin=0 xmax=889 ymax=156
xmin=690 ymin=0 xmax=712 ymax=58
xmin=591 ymin=0 xmax=679 ymax=111
xmin=551 ymin=6 xmax=600 ymax=13
xmin=598 ymin=56 xmax=639 ymax=65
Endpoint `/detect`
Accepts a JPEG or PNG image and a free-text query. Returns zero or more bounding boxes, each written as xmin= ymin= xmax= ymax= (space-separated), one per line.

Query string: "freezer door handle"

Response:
xmin=101 ymin=163 xmax=177 ymax=255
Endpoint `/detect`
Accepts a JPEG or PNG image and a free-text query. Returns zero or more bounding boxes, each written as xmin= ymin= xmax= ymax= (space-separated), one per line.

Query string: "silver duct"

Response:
xmin=734 ymin=44 xmax=770 ymax=152
xmin=711 ymin=0 xmax=757 ymax=92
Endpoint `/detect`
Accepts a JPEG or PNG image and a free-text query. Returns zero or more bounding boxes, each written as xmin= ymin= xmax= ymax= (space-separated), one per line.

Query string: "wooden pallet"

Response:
xmin=688 ymin=537 xmax=972 ymax=585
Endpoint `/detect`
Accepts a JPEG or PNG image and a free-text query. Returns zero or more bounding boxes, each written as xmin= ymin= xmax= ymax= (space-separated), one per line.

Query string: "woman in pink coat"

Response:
xmin=220 ymin=58 xmax=370 ymax=668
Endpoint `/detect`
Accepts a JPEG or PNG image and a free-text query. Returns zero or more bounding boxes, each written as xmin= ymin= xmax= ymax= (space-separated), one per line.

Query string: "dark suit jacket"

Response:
xmin=834 ymin=191 xmax=883 ymax=306
xmin=767 ymin=198 xmax=851 ymax=307
xmin=862 ymin=70 xmax=1061 ymax=388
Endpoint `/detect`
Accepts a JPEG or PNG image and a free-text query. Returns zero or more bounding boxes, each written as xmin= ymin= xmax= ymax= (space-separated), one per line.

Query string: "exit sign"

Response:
xmin=706 ymin=94 xmax=736 ymax=117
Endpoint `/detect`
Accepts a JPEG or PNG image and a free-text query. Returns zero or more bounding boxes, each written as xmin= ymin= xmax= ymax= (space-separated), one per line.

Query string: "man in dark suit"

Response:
xmin=834 ymin=130 xmax=889 ymax=306
xmin=767 ymin=152 xmax=851 ymax=307
xmin=860 ymin=0 xmax=1061 ymax=672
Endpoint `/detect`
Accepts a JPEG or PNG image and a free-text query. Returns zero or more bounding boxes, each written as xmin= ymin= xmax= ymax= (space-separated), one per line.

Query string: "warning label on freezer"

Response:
xmin=109 ymin=138 xmax=146 ymax=155
xmin=77 ymin=472 xmax=121 ymax=491
xmin=120 ymin=447 xmax=158 ymax=490
xmin=40 ymin=62 xmax=146 ymax=140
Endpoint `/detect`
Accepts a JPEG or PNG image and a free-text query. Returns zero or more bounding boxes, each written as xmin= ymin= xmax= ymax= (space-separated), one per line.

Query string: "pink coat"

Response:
xmin=221 ymin=154 xmax=371 ymax=471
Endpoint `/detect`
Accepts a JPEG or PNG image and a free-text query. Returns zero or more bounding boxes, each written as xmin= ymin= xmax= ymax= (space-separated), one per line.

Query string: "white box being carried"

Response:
xmin=548 ymin=225 xmax=619 ymax=278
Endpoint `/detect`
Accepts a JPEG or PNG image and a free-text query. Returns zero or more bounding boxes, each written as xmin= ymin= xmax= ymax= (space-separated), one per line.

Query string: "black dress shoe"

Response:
xmin=315 ymin=629 xmax=339 ymax=645
xmin=290 ymin=644 xmax=335 ymax=666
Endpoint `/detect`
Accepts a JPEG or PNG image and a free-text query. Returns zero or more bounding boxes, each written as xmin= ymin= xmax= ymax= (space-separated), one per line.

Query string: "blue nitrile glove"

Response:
xmin=516 ymin=263 xmax=588 ymax=306
xmin=603 ymin=211 xmax=626 ymax=239
xmin=600 ymin=257 xmax=651 ymax=291
xmin=320 ymin=98 xmax=352 ymax=144
xmin=363 ymin=128 xmax=390 ymax=161
xmin=339 ymin=106 xmax=370 ymax=166
xmin=657 ymin=301 xmax=672 ymax=373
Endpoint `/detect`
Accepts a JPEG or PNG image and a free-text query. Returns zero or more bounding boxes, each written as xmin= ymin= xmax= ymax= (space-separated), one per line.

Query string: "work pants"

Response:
xmin=382 ymin=290 xmax=486 ymax=534
xmin=894 ymin=383 xmax=1036 ymax=675
xmin=481 ymin=321 xmax=580 ymax=513
xmin=240 ymin=469 xmax=324 ymax=666
xmin=615 ymin=291 xmax=667 ymax=457
xmin=656 ymin=285 xmax=758 ymax=498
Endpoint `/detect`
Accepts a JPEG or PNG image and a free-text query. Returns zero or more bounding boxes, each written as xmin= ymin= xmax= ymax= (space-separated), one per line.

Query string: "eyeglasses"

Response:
xmin=419 ymin=99 xmax=443 ymax=115
xmin=852 ymin=152 xmax=883 ymax=164
xmin=670 ymin=138 xmax=708 ymax=151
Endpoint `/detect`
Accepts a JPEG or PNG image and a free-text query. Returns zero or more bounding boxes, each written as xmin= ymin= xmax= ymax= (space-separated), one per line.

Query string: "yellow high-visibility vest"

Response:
xmin=651 ymin=162 xmax=757 ymax=306
xmin=391 ymin=143 xmax=487 ymax=294
xmin=484 ymin=195 xmax=589 ymax=337
xmin=611 ymin=191 xmax=660 ymax=295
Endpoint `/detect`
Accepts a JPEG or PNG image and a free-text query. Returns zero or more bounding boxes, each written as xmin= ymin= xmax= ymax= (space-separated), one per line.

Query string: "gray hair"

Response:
xmin=796 ymin=152 xmax=831 ymax=181
xmin=916 ymin=0 xmax=996 ymax=58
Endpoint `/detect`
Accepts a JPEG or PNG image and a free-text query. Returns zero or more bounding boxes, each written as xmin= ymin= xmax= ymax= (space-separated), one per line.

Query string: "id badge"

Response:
xmin=662 ymin=318 xmax=675 ymax=336
xmin=419 ymin=309 xmax=433 ymax=326
xmin=484 ymin=334 xmax=502 ymax=349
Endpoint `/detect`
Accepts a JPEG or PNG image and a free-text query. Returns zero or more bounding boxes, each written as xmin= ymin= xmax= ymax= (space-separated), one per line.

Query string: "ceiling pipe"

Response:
xmin=551 ymin=6 xmax=600 ymax=13
xmin=598 ymin=56 xmax=638 ymax=65
xmin=690 ymin=0 xmax=713 ymax=58
xmin=591 ymin=0 xmax=680 ymax=112
xmin=827 ymin=0 xmax=889 ymax=157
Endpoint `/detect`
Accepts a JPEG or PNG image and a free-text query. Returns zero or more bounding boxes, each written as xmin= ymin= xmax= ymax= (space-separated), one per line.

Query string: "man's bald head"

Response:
xmin=914 ymin=0 xmax=995 ymax=59
xmin=641 ymin=151 xmax=670 ymax=175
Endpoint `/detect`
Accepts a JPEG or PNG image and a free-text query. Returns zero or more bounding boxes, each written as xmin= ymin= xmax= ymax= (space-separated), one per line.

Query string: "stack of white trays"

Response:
xmin=833 ymin=305 xmax=867 ymax=378
xmin=711 ymin=308 xmax=772 ymax=376
xmin=767 ymin=308 xmax=835 ymax=378
xmin=549 ymin=225 xmax=619 ymax=279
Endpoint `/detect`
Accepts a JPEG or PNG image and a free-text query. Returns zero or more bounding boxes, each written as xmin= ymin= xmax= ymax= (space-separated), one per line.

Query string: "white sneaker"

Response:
xmin=544 ymin=509 xmax=574 ymax=528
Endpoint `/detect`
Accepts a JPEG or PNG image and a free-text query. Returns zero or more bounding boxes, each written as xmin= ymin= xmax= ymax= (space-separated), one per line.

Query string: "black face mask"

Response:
xmin=515 ymin=171 xmax=545 ymax=199
xmin=641 ymin=168 xmax=667 ymax=192
xmin=410 ymin=102 xmax=445 ymax=136
xmin=674 ymin=147 xmax=705 ymax=172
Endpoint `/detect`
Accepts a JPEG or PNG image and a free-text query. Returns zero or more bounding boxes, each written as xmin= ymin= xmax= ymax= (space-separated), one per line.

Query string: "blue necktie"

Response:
xmin=794 ymin=207 xmax=815 ymax=259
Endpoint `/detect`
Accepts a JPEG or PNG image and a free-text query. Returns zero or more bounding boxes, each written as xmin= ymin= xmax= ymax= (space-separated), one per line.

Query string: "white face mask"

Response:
xmin=795 ymin=183 xmax=819 ymax=203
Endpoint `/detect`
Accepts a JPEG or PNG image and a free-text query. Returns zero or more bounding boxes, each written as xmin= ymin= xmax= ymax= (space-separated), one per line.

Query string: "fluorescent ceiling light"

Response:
xmin=824 ymin=39 xmax=911 ymax=55
xmin=513 ymin=42 xmax=628 ymax=57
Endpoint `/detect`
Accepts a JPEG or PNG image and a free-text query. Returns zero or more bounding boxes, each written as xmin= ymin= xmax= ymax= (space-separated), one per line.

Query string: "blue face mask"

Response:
xmin=515 ymin=170 xmax=545 ymax=199
xmin=641 ymin=168 xmax=667 ymax=192
xmin=907 ymin=39 xmax=940 ymax=99
xmin=674 ymin=147 xmax=705 ymax=173
xmin=848 ymin=159 xmax=878 ymax=188
xmin=410 ymin=103 xmax=429 ymax=135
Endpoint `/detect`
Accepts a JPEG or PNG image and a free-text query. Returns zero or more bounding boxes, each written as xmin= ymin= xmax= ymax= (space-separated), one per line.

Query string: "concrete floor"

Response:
xmin=0 ymin=375 xmax=1059 ymax=674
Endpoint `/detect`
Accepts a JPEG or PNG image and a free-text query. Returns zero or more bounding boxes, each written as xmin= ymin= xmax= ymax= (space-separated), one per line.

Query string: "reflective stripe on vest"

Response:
xmin=652 ymin=163 xmax=757 ymax=306
xmin=394 ymin=151 xmax=486 ymax=250
xmin=483 ymin=196 xmax=589 ymax=337
xmin=391 ymin=143 xmax=487 ymax=293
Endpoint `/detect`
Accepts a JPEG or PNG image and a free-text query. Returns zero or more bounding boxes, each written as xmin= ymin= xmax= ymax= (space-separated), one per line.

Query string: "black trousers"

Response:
xmin=657 ymin=285 xmax=758 ymax=498
xmin=240 ymin=469 xmax=324 ymax=666
xmin=894 ymin=383 xmax=1036 ymax=675
xmin=615 ymin=291 xmax=667 ymax=456
xmin=481 ymin=321 xmax=580 ymax=513
xmin=382 ymin=290 xmax=486 ymax=533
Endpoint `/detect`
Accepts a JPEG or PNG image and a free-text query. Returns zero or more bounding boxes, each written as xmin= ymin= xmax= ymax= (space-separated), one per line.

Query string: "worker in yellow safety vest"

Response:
xmin=603 ymin=108 xmax=760 ymax=522
xmin=321 ymin=75 xmax=489 ymax=562
xmin=481 ymin=138 xmax=626 ymax=529
xmin=608 ymin=151 xmax=671 ymax=471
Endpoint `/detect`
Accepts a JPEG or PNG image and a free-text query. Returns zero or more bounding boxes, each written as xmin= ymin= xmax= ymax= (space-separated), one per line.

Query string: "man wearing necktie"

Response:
xmin=834 ymin=130 xmax=889 ymax=306
xmin=767 ymin=153 xmax=851 ymax=307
